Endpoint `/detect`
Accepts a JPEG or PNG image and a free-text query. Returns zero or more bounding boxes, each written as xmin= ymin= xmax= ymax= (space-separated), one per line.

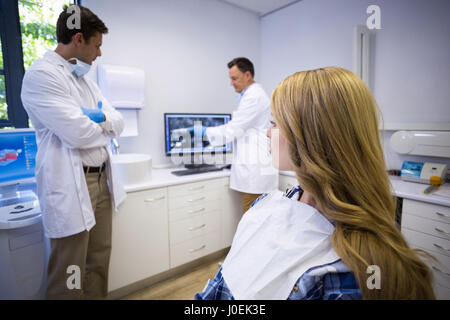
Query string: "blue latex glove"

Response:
xmin=81 ymin=101 xmax=105 ymax=123
xmin=187 ymin=126 xmax=207 ymax=137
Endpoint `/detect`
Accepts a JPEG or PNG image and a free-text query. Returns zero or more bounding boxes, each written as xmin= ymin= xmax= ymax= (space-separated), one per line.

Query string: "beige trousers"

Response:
xmin=241 ymin=192 xmax=262 ymax=214
xmin=45 ymin=170 xmax=112 ymax=300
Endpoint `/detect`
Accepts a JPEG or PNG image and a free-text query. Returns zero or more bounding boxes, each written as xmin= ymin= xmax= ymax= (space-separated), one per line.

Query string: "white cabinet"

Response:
xmin=108 ymin=174 xmax=242 ymax=293
xmin=108 ymin=187 xmax=170 ymax=292
xmin=279 ymin=174 xmax=298 ymax=193
xmin=401 ymin=198 xmax=450 ymax=299
xmin=167 ymin=178 xmax=228 ymax=268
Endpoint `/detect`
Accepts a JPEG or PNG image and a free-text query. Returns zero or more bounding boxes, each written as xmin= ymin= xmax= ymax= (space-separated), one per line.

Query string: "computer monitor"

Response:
xmin=164 ymin=113 xmax=232 ymax=156
xmin=0 ymin=129 xmax=37 ymax=187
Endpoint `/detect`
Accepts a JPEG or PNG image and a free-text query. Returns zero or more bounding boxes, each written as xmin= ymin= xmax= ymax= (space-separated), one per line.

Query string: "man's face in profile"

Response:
xmin=229 ymin=65 xmax=252 ymax=93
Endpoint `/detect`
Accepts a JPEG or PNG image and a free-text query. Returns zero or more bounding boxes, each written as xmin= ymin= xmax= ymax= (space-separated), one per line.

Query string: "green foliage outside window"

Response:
xmin=0 ymin=0 xmax=69 ymax=122
xmin=1 ymin=40 xmax=6 ymax=120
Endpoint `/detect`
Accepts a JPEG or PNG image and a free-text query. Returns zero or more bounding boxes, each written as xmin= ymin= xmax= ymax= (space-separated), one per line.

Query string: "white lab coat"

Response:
xmin=21 ymin=50 xmax=126 ymax=239
xmin=206 ymin=83 xmax=278 ymax=194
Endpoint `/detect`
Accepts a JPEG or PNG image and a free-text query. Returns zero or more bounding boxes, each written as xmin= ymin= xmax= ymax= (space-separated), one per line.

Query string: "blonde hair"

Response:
xmin=271 ymin=67 xmax=435 ymax=299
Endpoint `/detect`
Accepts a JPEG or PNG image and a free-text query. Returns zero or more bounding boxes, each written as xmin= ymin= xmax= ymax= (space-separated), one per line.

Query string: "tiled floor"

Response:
xmin=122 ymin=253 xmax=226 ymax=300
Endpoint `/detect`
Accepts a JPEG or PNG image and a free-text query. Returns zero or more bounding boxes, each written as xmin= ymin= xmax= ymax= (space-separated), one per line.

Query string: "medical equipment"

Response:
xmin=0 ymin=129 xmax=37 ymax=186
xmin=0 ymin=129 xmax=49 ymax=299
xmin=164 ymin=113 xmax=232 ymax=175
xmin=390 ymin=131 xmax=450 ymax=158
xmin=164 ymin=113 xmax=232 ymax=156
xmin=400 ymin=161 xmax=448 ymax=184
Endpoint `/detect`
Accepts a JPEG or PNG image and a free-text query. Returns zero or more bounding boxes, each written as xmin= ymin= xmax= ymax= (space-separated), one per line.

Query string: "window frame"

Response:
xmin=0 ymin=0 xmax=27 ymax=128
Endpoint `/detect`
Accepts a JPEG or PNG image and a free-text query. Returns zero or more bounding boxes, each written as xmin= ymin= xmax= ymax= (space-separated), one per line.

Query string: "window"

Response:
xmin=20 ymin=0 xmax=72 ymax=70
xmin=0 ymin=0 xmax=76 ymax=129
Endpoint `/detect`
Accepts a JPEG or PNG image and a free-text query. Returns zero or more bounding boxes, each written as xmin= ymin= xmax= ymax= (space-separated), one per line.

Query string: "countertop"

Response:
xmin=389 ymin=176 xmax=450 ymax=207
xmin=123 ymin=167 xmax=231 ymax=193
xmin=123 ymin=168 xmax=450 ymax=207
xmin=279 ymin=170 xmax=450 ymax=207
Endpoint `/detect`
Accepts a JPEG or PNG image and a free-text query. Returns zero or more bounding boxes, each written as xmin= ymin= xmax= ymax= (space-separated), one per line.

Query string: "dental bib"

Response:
xmin=221 ymin=190 xmax=340 ymax=300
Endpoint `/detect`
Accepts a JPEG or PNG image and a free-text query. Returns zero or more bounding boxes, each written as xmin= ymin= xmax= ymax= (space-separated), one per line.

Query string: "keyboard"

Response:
xmin=171 ymin=166 xmax=225 ymax=176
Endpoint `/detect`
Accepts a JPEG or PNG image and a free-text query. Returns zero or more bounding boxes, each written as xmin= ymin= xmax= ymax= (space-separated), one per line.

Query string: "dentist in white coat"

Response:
xmin=21 ymin=5 xmax=125 ymax=299
xmin=205 ymin=57 xmax=278 ymax=213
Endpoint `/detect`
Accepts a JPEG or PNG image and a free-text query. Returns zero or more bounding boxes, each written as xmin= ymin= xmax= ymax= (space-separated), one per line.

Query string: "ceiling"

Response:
xmin=218 ymin=0 xmax=301 ymax=16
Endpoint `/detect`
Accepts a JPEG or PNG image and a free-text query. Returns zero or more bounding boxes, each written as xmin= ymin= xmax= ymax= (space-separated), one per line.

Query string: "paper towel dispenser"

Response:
xmin=97 ymin=64 xmax=145 ymax=109
xmin=390 ymin=131 xmax=450 ymax=158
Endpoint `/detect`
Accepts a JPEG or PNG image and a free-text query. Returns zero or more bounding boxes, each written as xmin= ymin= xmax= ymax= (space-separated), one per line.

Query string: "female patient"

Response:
xmin=196 ymin=67 xmax=435 ymax=300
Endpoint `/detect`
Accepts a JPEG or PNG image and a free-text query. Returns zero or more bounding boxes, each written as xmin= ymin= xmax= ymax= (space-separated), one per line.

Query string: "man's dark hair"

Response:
xmin=228 ymin=57 xmax=255 ymax=78
xmin=56 ymin=5 xmax=108 ymax=44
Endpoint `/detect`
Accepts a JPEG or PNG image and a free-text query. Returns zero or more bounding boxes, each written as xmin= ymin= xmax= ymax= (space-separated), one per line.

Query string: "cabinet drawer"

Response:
xmin=168 ymin=190 xmax=221 ymax=211
xmin=169 ymin=210 xmax=220 ymax=245
xmin=170 ymin=232 xmax=222 ymax=268
xmin=403 ymin=228 xmax=450 ymax=257
xmin=168 ymin=200 xmax=220 ymax=222
xmin=402 ymin=213 xmax=450 ymax=241
xmin=403 ymin=199 xmax=450 ymax=224
xmin=434 ymin=283 xmax=450 ymax=300
xmin=168 ymin=178 xmax=228 ymax=199
xmin=126 ymin=188 xmax=168 ymax=207
xmin=427 ymin=250 xmax=450 ymax=290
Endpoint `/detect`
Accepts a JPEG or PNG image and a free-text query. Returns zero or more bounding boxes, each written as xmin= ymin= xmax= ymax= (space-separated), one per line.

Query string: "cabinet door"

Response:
xmin=221 ymin=178 xmax=243 ymax=248
xmin=108 ymin=188 xmax=169 ymax=292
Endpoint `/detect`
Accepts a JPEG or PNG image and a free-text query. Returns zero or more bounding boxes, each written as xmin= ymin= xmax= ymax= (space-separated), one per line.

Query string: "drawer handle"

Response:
xmin=188 ymin=185 xmax=205 ymax=191
xmin=187 ymin=196 xmax=205 ymax=203
xmin=188 ymin=208 xmax=205 ymax=214
xmin=432 ymin=266 xmax=450 ymax=277
xmin=144 ymin=196 xmax=165 ymax=202
xmin=188 ymin=224 xmax=206 ymax=231
xmin=434 ymin=227 xmax=450 ymax=236
xmin=189 ymin=244 xmax=206 ymax=253
xmin=433 ymin=243 xmax=450 ymax=252
xmin=435 ymin=212 xmax=450 ymax=219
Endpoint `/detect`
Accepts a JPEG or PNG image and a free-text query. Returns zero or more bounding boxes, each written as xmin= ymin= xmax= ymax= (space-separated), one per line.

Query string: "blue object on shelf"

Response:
xmin=401 ymin=161 xmax=424 ymax=178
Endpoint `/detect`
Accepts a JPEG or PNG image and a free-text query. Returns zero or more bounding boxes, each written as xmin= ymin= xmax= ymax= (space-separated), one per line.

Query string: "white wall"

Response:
xmin=260 ymin=0 xmax=450 ymax=170
xmin=84 ymin=0 xmax=260 ymax=165
xmin=83 ymin=0 xmax=449 ymax=170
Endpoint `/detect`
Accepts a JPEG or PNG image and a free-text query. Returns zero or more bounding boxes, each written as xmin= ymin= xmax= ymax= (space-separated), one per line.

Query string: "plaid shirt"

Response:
xmin=194 ymin=186 xmax=362 ymax=300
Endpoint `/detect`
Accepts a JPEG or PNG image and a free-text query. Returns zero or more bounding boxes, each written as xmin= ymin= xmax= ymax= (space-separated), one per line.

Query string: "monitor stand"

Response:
xmin=183 ymin=154 xmax=217 ymax=170
xmin=184 ymin=163 xmax=217 ymax=170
